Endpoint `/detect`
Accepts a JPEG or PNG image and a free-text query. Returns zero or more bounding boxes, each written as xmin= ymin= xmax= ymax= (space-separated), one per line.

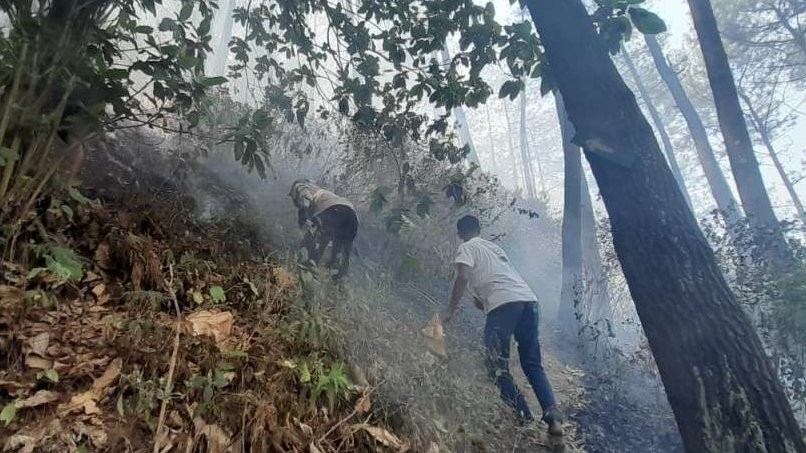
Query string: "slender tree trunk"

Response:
xmin=528 ymin=128 xmax=547 ymax=193
xmin=485 ymin=104 xmax=498 ymax=173
xmin=686 ymin=0 xmax=794 ymax=270
xmin=520 ymin=91 xmax=537 ymax=199
xmin=440 ymin=47 xmax=481 ymax=167
xmin=211 ymin=0 xmax=235 ymax=77
xmin=644 ymin=35 xmax=741 ymax=224
xmin=621 ymin=47 xmax=693 ymax=211
xmin=502 ymin=101 xmax=522 ymax=192
xmin=525 ymin=0 xmax=806 ymax=451
xmin=556 ymin=93 xmax=583 ymax=330
xmin=739 ymin=90 xmax=806 ymax=225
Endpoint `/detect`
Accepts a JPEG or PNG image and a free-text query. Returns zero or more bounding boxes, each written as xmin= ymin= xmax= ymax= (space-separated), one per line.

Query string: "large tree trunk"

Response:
xmin=519 ymin=91 xmax=537 ymax=199
xmin=621 ymin=47 xmax=693 ymax=211
xmin=525 ymin=0 xmax=806 ymax=451
xmin=440 ymin=47 xmax=481 ymax=167
xmin=739 ymin=89 xmax=806 ymax=225
xmin=556 ymin=93 xmax=583 ymax=330
xmin=643 ymin=35 xmax=741 ymax=225
xmin=210 ymin=0 xmax=235 ymax=77
xmin=687 ymin=0 xmax=794 ymax=270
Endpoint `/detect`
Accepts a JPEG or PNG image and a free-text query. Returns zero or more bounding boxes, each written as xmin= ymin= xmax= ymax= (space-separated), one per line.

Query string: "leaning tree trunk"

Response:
xmin=738 ymin=89 xmax=806 ymax=225
xmin=556 ymin=93 xmax=583 ymax=331
xmin=687 ymin=0 xmax=794 ymax=270
xmin=644 ymin=35 xmax=741 ymax=225
xmin=621 ymin=47 xmax=693 ymax=210
xmin=525 ymin=0 xmax=806 ymax=451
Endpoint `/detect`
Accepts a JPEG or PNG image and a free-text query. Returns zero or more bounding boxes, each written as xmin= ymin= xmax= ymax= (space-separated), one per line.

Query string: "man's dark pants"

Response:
xmin=484 ymin=301 xmax=558 ymax=422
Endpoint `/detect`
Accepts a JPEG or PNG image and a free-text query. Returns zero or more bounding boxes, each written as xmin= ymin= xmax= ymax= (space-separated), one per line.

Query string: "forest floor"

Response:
xmin=0 ymin=135 xmax=679 ymax=452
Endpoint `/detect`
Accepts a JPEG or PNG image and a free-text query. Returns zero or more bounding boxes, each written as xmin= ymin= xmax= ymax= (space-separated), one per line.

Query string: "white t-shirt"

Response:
xmin=454 ymin=237 xmax=537 ymax=314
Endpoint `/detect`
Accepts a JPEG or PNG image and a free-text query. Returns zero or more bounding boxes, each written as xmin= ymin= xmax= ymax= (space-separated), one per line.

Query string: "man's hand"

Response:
xmin=444 ymin=263 xmax=470 ymax=326
xmin=473 ymin=297 xmax=484 ymax=311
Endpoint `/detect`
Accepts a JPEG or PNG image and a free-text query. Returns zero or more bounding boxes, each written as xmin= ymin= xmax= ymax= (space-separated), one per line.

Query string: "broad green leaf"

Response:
xmin=68 ymin=187 xmax=93 ymax=204
xmin=209 ymin=286 xmax=226 ymax=303
xmin=629 ymin=7 xmax=667 ymax=35
xmin=134 ymin=25 xmax=154 ymax=34
xmin=201 ymin=76 xmax=228 ymax=87
xmin=192 ymin=291 xmax=204 ymax=304
xmin=179 ymin=2 xmax=194 ymax=21
xmin=1 ymin=403 xmax=15 ymax=426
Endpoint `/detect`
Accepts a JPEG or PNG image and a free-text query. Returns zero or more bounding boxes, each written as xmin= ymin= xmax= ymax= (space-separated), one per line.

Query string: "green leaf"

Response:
xmin=192 ymin=291 xmax=204 ymax=304
xmin=222 ymin=349 xmax=248 ymax=359
xmin=68 ymin=187 xmax=93 ymax=204
xmin=1 ymin=403 xmax=15 ymax=426
xmin=179 ymin=1 xmax=194 ymax=21
xmin=209 ymin=286 xmax=226 ymax=303
xmin=45 ymin=247 xmax=84 ymax=282
xmin=201 ymin=76 xmax=228 ymax=87
xmin=107 ymin=68 xmax=129 ymax=80
xmin=158 ymin=18 xmax=176 ymax=32
xmin=134 ymin=25 xmax=154 ymax=34
xmin=629 ymin=7 xmax=667 ymax=35
xmin=44 ymin=369 xmax=59 ymax=383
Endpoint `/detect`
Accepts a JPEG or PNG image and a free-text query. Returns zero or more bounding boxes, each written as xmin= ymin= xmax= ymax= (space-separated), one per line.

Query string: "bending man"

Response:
xmin=443 ymin=215 xmax=562 ymax=435
xmin=289 ymin=179 xmax=358 ymax=278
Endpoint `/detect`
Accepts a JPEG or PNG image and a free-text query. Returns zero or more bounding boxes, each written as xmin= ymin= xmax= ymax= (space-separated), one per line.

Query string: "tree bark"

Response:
xmin=644 ymin=35 xmax=741 ymax=224
xmin=520 ymin=91 xmax=537 ymax=199
xmin=739 ymin=89 xmax=806 ymax=225
xmin=556 ymin=93 xmax=583 ymax=330
xmin=525 ymin=0 xmax=806 ymax=451
xmin=210 ymin=0 xmax=235 ymax=77
xmin=621 ymin=47 xmax=693 ymax=211
xmin=686 ymin=0 xmax=794 ymax=270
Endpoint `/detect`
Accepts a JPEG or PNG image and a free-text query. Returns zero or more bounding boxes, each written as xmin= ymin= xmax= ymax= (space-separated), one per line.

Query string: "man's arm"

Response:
xmin=443 ymin=263 xmax=470 ymax=324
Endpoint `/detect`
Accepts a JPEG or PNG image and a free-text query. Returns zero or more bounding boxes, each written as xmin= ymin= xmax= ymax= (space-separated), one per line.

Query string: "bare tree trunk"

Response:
xmin=519 ymin=91 xmax=537 ymax=199
xmin=440 ymin=47 xmax=480 ymax=167
xmin=210 ymin=0 xmax=235 ymax=77
xmin=621 ymin=46 xmax=693 ymax=211
xmin=581 ymin=170 xmax=611 ymax=320
xmin=527 ymin=128 xmax=547 ymax=194
xmin=525 ymin=0 xmax=805 ymax=450
xmin=644 ymin=35 xmax=741 ymax=224
xmin=556 ymin=93 xmax=583 ymax=330
xmin=687 ymin=0 xmax=794 ymax=270
xmin=739 ymin=89 xmax=806 ymax=225
xmin=502 ymin=101 xmax=522 ymax=192
xmin=485 ymin=104 xmax=498 ymax=173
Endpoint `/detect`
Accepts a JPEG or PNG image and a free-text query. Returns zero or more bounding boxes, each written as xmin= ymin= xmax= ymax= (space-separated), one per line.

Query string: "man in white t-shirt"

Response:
xmin=443 ymin=215 xmax=563 ymax=435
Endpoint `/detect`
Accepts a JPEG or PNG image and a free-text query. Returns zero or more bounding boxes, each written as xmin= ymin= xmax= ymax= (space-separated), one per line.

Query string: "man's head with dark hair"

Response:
xmin=457 ymin=215 xmax=481 ymax=241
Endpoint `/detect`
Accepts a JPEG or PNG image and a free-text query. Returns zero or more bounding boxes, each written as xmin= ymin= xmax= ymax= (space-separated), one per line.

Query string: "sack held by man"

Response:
xmin=289 ymin=179 xmax=358 ymax=278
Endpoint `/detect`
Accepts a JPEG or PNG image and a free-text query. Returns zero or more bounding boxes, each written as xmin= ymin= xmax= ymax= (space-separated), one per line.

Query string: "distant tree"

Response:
xmin=686 ymin=0 xmax=795 ymax=270
xmin=620 ymin=46 xmax=693 ymax=210
xmin=644 ymin=35 xmax=741 ymax=225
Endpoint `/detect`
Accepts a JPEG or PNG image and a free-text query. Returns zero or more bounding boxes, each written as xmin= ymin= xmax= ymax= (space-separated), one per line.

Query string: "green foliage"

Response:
xmin=773 ymin=269 xmax=806 ymax=345
xmin=186 ymin=362 xmax=236 ymax=413
xmin=283 ymin=357 xmax=351 ymax=412
xmin=590 ymin=0 xmax=667 ymax=55
xmin=0 ymin=403 xmax=16 ymax=426
xmin=209 ymin=285 xmax=226 ymax=303
xmin=28 ymin=245 xmax=84 ymax=285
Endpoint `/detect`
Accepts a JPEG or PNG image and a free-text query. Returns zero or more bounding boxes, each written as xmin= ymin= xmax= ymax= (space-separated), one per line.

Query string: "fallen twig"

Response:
xmin=153 ymin=264 xmax=182 ymax=453
xmin=318 ymin=380 xmax=386 ymax=444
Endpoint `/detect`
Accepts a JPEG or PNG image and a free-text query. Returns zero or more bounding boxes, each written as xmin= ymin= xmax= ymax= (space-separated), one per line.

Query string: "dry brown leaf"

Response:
xmin=193 ymin=419 xmax=231 ymax=453
xmin=185 ymin=311 xmax=234 ymax=347
xmin=309 ymin=443 xmax=324 ymax=453
xmin=24 ymin=355 xmax=52 ymax=370
xmin=356 ymin=424 xmax=406 ymax=450
xmin=17 ymin=390 xmax=59 ymax=408
xmin=91 ymin=283 xmax=106 ymax=298
xmin=59 ymin=358 xmax=122 ymax=415
xmin=421 ymin=314 xmax=447 ymax=358
xmin=0 ymin=379 xmax=34 ymax=397
xmin=3 ymin=419 xmax=62 ymax=453
xmin=28 ymin=333 xmax=49 ymax=357
xmin=0 ymin=285 xmax=24 ymax=307
xmin=94 ymin=243 xmax=112 ymax=269
xmin=354 ymin=392 xmax=371 ymax=414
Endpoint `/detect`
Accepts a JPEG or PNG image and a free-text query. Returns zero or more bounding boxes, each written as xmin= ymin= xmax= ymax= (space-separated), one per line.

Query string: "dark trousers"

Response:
xmin=302 ymin=205 xmax=358 ymax=278
xmin=484 ymin=301 xmax=558 ymax=422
